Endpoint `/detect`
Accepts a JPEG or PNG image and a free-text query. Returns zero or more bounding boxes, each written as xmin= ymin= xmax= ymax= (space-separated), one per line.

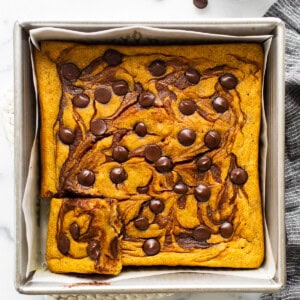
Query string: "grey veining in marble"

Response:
xmin=0 ymin=226 xmax=14 ymax=242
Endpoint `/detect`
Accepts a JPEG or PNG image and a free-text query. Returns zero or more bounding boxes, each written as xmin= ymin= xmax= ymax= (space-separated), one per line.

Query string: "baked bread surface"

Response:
xmin=35 ymin=42 xmax=264 ymax=273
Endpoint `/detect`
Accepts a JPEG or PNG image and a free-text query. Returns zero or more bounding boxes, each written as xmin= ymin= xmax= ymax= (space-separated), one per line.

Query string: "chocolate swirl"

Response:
xmin=55 ymin=198 xmax=121 ymax=272
xmin=52 ymin=46 xmax=255 ymax=254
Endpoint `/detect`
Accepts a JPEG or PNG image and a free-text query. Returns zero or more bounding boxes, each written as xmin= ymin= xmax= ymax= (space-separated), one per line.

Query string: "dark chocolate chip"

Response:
xmin=61 ymin=63 xmax=80 ymax=82
xmin=110 ymin=167 xmax=128 ymax=184
xmin=87 ymin=240 xmax=101 ymax=261
xmin=179 ymin=99 xmax=197 ymax=115
xmin=192 ymin=225 xmax=211 ymax=241
xmin=103 ymin=49 xmax=123 ymax=66
xmin=112 ymin=146 xmax=129 ymax=163
xmin=178 ymin=128 xmax=196 ymax=146
xmin=196 ymin=155 xmax=212 ymax=172
xmin=230 ymin=167 xmax=248 ymax=185
xmin=134 ymin=216 xmax=150 ymax=230
xmin=148 ymin=60 xmax=166 ymax=77
xmin=112 ymin=80 xmax=129 ymax=96
xmin=69 ymin=222 xmax=80 ymax=241
xmin=139 ymin=91 xmax=156 ymax=108
xmin=212 ymin=96 xmax=229 ymax=113
xmin=185 ymin=68 xmax=201 ymax=84
xmin=219 ymin=73 xmax=238 ymax=90
xmin=144 ymin=144 xmax=162 ymax=162
xmin=137 ymin=185 xmax=150 ymax=194
xmin=142 ymin=238 xmax=160 ymax=256
xmin=90 ymin=119 xmax=107 ymax=136
xmin=194 ymin=184 xmax=211 ymax=202
xmin=155 ymin=156 xmax=173 ymax=173
xmin=220 ymin=222 xmax=233 ymax=238
xmin=78 ymin=169 xmax=95 ymax=187
xmin=174 ymin=182 xmax=188 ymax=194
xmin=94 ymin=87 xmax=112 ymax=104
xmin=134 ymin=122 xmax=147 ymax=137
xmin=193 ymin=0 xmax=208 ymax=9
xmin=57 ymin=233 xmax=70 ymax=255
xmin=149 ymin=199 xmax=165 ymax=214
xmin=110 ymin=237 xmax=119 ymax=259
xmin=204 ymin=130 xmax=221 ymax=149
xmin=72 ymin=94 xmax=90 ymax=108
xmin=59 ymin=127 xmax=75 ymax=145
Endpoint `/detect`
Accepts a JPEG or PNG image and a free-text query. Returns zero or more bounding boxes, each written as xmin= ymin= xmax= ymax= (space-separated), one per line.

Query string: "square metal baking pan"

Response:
xmin=14 ymin=18 xmax=285 ymax=294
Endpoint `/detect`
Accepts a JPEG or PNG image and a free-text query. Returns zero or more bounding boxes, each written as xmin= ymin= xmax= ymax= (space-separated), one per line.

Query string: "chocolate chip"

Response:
xmin=78 ymin=169 xmax=95 ymax=187
xmin=149 ymin=199 xmax=165 ymax=214
xmin=230 ymin=167 xmax=248 ymax=185
xmin=134 ymin=216 xmax=150 ymax=230
xmin=110 ymin=237 xmax=119 ymax=259
xmin=103 ymin=49 xmax=123 ymax=66
xmin=110 ymin=167 xmax=128 ymax=184
xmin=69 ymin=222 xmax=80 ymax=241
xmin=220 ymin=222 xmax=233 ymax=238
xmin=192 ymin=225 xmax=211 ymax=241
xmin=112 ymin=146 xmax=129 ymax=163
xmin=142 ymin=238 xmax=160 ymax=256
xmin=185 ymin=68 xmax=201 ymax=84
xmin=59 ymin=127 xmax=75 ymax=145
xmin=155 ymin=156 xmax=173 ymax=173
xmin=134 ymin=122 xmax=147 ymax=137
xmin=174 ymin=182 xmax=188 ymax=194
xmin=94 ymin=87 xmax=112 ymax=104
xmin=193 ymin=0 xmax=208 ymax=9
xmin=112 ymin=80 xmax=129 ymax=96
xmin=87 ymin=240 xmax=101 ymax=261
xmin=219 ymin=73 xmax=238 ymax=90
xmin=204 ymin=130 xmax=221 ymax=149
xmin=178 ymin=128 xmax=196 ymax=146
xmin=61 ymin=63 xmax=80 ymax=82
xmin=57 ymin=233 xmax=70 ymax=255
xmin=179 ymin=99 xmax=197 ymax=115
xmin=196 ymin=155 xmax=212 ymax=172
xmin=139 ymin=91 xmax=156 ymax=108
xmin=137 ymin=185 xmax=150 ymax=194
xmin=212 ymin=96 xmax=229 ymax=113
xmin=90 ymin=119 xmax=107 ymax=136
xmin=148 ymin=60 xmax=166 ymax=77
xmin=72 ymin=94 xmax=90 ymax=108
xmin=194 ymin=184 xmax=211 ymax=202
xmin=144 ymin=144 xmax=162 ymax=162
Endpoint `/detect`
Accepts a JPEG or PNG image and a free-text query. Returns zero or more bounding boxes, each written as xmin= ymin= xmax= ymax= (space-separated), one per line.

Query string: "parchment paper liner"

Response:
xmin=22 ymin=26 xmax=274 ymax=285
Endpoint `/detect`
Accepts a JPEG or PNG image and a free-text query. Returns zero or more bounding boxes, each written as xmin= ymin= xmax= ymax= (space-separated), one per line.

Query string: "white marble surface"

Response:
xmin=0 ymin=0 xmax=276 ymax=299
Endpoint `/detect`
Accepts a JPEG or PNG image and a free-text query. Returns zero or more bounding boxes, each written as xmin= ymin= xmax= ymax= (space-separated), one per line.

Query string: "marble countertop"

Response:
xmin=0 ymin=0 xmax=276 ymax=299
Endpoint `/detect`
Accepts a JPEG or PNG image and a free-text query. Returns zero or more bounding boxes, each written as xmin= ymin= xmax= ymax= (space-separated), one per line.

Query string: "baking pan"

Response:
xmin=14 ymin=18 xmax=285 ymax=294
